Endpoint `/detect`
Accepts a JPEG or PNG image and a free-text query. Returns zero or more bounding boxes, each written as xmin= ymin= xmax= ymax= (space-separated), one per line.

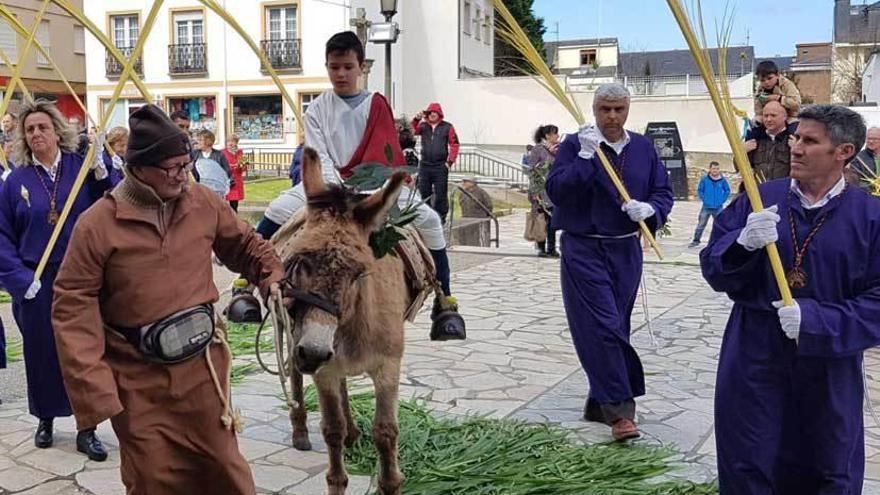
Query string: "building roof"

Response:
xmin=617 ymin=46 xmax=755 ymax=77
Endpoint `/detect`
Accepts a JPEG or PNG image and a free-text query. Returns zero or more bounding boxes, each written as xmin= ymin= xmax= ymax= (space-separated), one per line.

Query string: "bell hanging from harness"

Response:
xmin=224 ymin=278 xmax=263 ymax=324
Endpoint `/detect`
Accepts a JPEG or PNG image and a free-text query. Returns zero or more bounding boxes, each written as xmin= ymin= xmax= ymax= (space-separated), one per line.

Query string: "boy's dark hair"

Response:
xmin=709 ymin=161 xmax=720 ymax=167
xmin=169 ymin=110 xmax=190 ymax=122
xmin=755 ymin=60 xmax=779 ymax=78
xmin=326 ymin=31 xmax=365 ymax=64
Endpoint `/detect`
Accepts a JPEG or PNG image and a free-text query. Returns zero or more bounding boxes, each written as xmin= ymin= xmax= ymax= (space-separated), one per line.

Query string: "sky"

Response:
xmin=532 ymin=0 xmax=835 ymax=57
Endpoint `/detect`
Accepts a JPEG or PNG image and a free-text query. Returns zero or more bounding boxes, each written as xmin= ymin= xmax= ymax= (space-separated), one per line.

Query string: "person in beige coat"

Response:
xmin=52 ymin=105 xmax=284 ymax=495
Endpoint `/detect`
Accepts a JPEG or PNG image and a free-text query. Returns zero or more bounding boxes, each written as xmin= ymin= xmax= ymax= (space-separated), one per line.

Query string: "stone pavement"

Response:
xmin=2 ymin=200 xmax=880 ymax=494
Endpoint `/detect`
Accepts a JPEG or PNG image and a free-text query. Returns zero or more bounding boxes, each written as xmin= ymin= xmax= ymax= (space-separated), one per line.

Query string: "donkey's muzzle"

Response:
xmin=295 ymin=343 xmax=334 ymax=374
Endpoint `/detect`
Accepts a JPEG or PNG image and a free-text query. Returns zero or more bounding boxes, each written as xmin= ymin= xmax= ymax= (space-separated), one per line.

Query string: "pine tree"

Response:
xmin=494 ymin=0 xmax=547 ymax=76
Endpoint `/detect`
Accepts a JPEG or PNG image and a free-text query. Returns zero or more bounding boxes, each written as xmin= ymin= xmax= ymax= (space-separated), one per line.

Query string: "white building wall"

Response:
xmin=557 ymin=44 xmax=618 ymax=70
xmin=862 ymin=53 xmax=880 ymax=103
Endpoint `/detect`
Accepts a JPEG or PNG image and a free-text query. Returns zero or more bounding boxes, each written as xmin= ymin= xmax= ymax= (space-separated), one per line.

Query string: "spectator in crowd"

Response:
xmin=223 ymin=133 xmax=246 ymax=212
xmin=527 ymin=124 xmax=561 ymax=257
xmin=170 ymin=110 xmax=198 ymax=148
xmin=0 ymin=99 xmax=112 ymax=460
xmin=848 ymin=126 xmax=880 ymax=193
xmin=546 ymin=83 xmax=673 ymax=441
xmin=52 ymin=104 xmax=283 ymax=493
xmin=688 ymin=161 xmax=730 ymax=248
xmin=753 ymin=60 xmax=801 ymax=125
xmin=101 ymin=126 xmax=128 ymax=187
xmin=521 ymin=144 xmax=534 ymax=166
xmin=744 ymin=101 xmax=798 ymax=182
xmin=289 ymin=133 xmax=304 ymax=187
xmin=1 ymin=111 xmax=17 ymax=147
xmin=192 ymin=130 xmax=232 ymax=199
xmin=411 ymin=102 xmax=460 ymax=223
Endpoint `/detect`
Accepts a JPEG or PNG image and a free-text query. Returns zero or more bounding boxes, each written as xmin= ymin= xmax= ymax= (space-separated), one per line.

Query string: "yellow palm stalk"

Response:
xmin=492 ymin=0 xmax=663 ymax=260
xmin=667 ymin=0 xmax=793 ymax=306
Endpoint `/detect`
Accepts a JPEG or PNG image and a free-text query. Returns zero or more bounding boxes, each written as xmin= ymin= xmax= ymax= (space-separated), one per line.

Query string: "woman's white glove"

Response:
xmin=736 ymin=205 xmax=780 ymax=251
xmin=577 ymin=125 xmax=600 ymax=160
xmin=621 ymin=200 xmax=655 ymax=222
xmin=111 ymin=154 xmax=124 ymax=170
xmin=772 ymin=300 xmax=801 ymax=340
xmin=24 ymin=280 xmax=41 ymax=300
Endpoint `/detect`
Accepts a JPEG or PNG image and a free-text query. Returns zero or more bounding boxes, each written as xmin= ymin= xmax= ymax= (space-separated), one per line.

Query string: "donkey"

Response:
xmin=279 ymin=148 xmax=410 ymax=495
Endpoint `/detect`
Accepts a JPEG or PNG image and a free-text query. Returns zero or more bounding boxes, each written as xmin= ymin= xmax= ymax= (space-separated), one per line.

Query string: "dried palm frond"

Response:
xmin=666 ymin=0 xmax=793 ymax=305
xmin=492 ymin=0 xmax=663 ymax=259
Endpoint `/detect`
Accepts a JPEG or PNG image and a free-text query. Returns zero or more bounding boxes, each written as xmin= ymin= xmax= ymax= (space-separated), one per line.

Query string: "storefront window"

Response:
xmin=167 ymin=96 xmax=217 ymax=134
xmin=101 ymin=98 xmax=147 ymax=130
xmin=232 ymin=94 xmax=283 ymax=141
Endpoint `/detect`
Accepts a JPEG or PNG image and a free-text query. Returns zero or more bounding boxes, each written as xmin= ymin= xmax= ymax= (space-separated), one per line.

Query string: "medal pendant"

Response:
xmin=48 ymin=209 xmax=59 ymax=225
xmin=786 ymin=267 xmax=808 ymax=289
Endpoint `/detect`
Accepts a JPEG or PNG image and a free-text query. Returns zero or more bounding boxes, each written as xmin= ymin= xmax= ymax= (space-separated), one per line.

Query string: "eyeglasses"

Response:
xmin=155 ymin=161 xmax=193 ymax=178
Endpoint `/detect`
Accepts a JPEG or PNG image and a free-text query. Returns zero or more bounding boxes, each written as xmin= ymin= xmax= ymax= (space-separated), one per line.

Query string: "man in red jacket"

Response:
xmin=412 ymin=103 xmax=460 ymax=224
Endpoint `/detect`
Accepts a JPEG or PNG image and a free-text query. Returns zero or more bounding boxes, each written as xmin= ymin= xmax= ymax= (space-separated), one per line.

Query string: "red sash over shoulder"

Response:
xmin=338 ymin=93 xmax=406 ymax=180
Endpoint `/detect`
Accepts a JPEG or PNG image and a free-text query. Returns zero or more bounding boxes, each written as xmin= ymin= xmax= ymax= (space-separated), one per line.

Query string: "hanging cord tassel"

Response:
xmin=205 ymin=317 xmax=243 ymax=432
xmin=640 ymin=271 xmax=658 ymax=347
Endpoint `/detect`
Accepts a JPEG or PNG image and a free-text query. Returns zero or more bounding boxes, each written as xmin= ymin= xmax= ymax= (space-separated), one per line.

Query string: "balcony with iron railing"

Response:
xmin=105 ymin=46 xmax=143 ymax=78
xmin=168 ymin=43 xmax=208 ymax=76
xmin=260 ymin=38 xmax=302 ymax=71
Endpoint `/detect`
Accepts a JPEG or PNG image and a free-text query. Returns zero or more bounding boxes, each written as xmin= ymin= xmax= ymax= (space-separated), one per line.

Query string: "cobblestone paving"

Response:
xmin=2 ymin=200 xmax=880 ymax=494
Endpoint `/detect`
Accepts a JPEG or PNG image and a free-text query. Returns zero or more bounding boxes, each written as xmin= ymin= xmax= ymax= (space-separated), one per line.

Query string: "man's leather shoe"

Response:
xmin=611 ymin=419 xmax=640 ymax=441
xmin=76 ymin=429 xmax=108 ymax=462
xmin=34 ymin=418 xmax=53 ymax=448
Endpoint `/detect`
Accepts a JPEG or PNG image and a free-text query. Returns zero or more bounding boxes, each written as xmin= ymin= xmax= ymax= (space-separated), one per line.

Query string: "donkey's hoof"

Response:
xmin=292 ymin=433 xmax=312 ymax=451
xmin=378 ymin=474 xmax=405 ymax=495
xmin=344 ymin=426 xmax=362 ymax=447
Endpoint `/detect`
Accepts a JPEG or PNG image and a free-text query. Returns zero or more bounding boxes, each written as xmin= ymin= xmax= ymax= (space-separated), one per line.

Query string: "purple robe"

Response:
xmin=0 ymin=152 xmax=110 ymax=418
xmin=701 ymin=178 xmax=880 ymax=494
xmin=0 ymin=316 xmax=5 ymax=369
xmin=545 ymin=132 xmax=673 ymax=411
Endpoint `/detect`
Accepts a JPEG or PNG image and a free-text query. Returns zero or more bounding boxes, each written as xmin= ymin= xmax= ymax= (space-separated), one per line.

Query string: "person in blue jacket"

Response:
xmin=689 ymin=161 xmax=731 ymax=247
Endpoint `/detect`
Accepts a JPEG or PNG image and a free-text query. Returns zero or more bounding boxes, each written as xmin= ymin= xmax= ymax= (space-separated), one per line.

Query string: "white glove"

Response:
xmin=772 ymin=299 xmax=801 ymax=340
xmin=736 ymin=205 xmax=780 ymax=251
xmin=577 ymin=124 xmax=600 ymax=160
xmin=90 ymin=131 xmax=109 ymax=180
xmin=111 ymin=154 xmax=124 ymax=170
xmin=621 ymin=200 xmax=655 ymax=222
xmin=24 ymin=280 xmax=41 ymax=300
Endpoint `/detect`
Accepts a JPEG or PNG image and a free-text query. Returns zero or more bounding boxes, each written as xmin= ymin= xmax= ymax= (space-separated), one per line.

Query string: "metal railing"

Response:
xmin=260 ymin=38 xmax=302 ymax=70
xmin=105 ymin=46 xmax=143 ymax=77
xmin=455 ymin=148 xmax=529 ymax=190
xmin=615 ymin=73 xmax=746 ymax=97
xmin=168 ymin=43 xmax=208 ymax=75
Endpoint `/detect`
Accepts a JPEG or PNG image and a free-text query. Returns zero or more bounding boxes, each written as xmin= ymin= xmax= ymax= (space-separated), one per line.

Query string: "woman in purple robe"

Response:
xmin=0 ymin=99 xmax=110 ymax=460
xmin=546 ymin=84 xmax=674 ymax=440
xmin=701 ymin=105 xmax=880 ymax=494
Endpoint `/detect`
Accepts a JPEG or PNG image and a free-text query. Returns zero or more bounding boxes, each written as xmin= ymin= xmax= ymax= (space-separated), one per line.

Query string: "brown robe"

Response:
xmin=52 ymin=174 xmax=283 ymax=495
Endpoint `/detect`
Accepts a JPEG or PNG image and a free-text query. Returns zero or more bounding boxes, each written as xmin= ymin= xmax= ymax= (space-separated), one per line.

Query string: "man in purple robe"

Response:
xmin=546 ymin=83 xmax=674 ymax=440
xmin=701 ymin=104 xmax=880 ymax=494
xmin=0 ymin=99 xmax=111 ymax=460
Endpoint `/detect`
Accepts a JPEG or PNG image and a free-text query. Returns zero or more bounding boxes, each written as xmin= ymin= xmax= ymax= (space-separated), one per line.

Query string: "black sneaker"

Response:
xmin=688 ymin=241 xmax=700 ymax=248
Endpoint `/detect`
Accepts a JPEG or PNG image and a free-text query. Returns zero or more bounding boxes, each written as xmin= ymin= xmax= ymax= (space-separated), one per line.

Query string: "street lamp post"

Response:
xmin=368 ymin=0 xmax=400 ymax=101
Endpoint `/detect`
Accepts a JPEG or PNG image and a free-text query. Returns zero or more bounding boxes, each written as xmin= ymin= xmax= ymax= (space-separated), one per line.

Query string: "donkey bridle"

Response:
xmin=283 ymin=282 xmax=341 ymax=318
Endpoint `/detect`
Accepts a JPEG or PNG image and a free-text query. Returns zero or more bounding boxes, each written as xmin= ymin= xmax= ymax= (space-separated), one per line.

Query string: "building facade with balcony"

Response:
xmin=84 ymin=0 xmax=343 ymax=148
xmin=0 ymin=0 xmax=86 ymax=122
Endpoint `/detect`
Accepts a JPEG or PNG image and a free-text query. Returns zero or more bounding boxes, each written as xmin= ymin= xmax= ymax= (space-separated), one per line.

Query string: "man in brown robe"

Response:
xmin=52 ymin=105 xmax=284 ymax=495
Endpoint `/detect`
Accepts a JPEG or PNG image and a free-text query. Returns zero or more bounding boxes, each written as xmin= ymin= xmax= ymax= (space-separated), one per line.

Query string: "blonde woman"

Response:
xmin=101 ymin=126 xmax=128 ymax=186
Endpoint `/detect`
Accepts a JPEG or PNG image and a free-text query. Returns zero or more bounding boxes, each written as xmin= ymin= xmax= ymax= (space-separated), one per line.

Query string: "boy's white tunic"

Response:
xmin=264 ymin=90 xmax=446 ymax=249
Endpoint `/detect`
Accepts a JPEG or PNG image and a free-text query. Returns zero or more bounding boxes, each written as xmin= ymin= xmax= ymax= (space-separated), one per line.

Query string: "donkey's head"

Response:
xmin=284 ymin=148 xmax=406 ymax=374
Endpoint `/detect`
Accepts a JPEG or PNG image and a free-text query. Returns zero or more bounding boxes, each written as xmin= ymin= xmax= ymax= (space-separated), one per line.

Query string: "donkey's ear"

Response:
xmin=301 ymin=147 xmax=327 ymax=199
xmin=353 ymin=171 xmax=406 ymax=232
